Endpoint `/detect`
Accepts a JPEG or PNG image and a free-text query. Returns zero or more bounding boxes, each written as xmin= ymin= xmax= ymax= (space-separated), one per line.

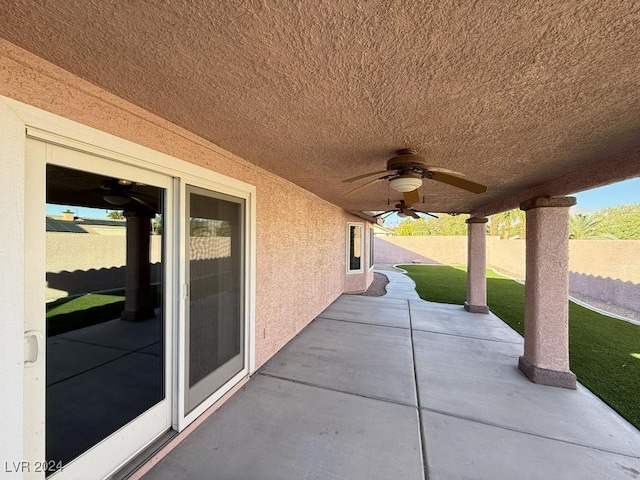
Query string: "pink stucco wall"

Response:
xmin=0 ymin=40 xmax=372 ymax=369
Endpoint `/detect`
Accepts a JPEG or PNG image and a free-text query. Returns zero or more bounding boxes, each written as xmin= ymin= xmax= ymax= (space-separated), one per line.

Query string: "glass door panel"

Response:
xmin=185 ymin=186 xmax=245 ymax=413
xmin=45 ymin=164 xmax=166 ymax=474
xmin=22 ymin=138 xmax=175 ymax=480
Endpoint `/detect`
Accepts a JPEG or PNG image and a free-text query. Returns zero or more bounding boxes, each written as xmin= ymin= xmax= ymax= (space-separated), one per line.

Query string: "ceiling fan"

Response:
xmin=343 ymin=148 xmax=487 ymax=205
xmin=101 ymin=179 xmax=157 ymax=212
xmin=373 ymin=200 xmax=439 ymax=220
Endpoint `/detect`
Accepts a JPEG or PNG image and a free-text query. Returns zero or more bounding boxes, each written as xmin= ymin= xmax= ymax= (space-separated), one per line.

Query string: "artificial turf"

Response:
xmin=399 ymin=264 xmax=640 ymax=431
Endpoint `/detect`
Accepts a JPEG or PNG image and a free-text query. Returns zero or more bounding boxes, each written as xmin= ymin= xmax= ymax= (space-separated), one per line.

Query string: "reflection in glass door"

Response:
xmin=185 ymin=186 xmax=245 ymax=413
xmin=43 ymin=160 xmax=168 ymax=476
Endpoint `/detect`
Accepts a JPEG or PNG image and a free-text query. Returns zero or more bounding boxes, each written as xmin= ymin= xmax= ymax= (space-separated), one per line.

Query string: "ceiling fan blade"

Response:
xmin=381 ymin=211 xmax=396 ymax=220
xmin=129 ymin=193 xmax=157 ymax=212
xmin=407 ymin=209 xmax=420 ymax=219
xmin=426 ymin=166 xmax=465 ymax=177
xmin=344 ymin=178 xmax=383 ymax=196
xmin=373 ymin=210 xmax=394 ymax=218
xmin=428 ymin=171 xmax=487 ymax=194
xmin=342 ymin=169 xmax=390 ymax=183
xmin=403 ymin=189 xmax=420 ymax=205
xmin=414 ymin=210 xmax=439 ymax=219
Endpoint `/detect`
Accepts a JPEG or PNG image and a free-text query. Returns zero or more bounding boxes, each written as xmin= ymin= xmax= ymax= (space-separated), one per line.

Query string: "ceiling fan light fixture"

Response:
xmin=389 ymin=174 xmax=422 ymax=193
xmin=397 ymin=212 xmax=407 ymax=218
xmin=104 ymin=194 xmax=130 ymax=206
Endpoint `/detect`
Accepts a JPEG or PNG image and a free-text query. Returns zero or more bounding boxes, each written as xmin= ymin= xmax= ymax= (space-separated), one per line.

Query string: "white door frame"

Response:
xmin=177 ymin=178 xmax=254 ymax=429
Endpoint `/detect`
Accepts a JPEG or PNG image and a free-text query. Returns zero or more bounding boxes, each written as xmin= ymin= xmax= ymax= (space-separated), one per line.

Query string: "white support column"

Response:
xmin=464 ymin=217 xmax=489 ymax=314
xmin=518 ymin=196 xmax=577 ymax=389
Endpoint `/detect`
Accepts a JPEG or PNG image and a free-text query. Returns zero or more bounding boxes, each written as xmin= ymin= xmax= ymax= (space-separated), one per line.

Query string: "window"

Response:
xmin=347 ymin=223 xmax=363 ymax=273
xmin=369 ymin=226 xmax=375 ymax=269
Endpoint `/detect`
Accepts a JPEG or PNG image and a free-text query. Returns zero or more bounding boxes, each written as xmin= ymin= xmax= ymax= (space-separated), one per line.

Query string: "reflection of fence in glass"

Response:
xmin=45 ymin=233 xmax=163 ymax=301
xmin=189 ymin=237 xmax=232 ymax=260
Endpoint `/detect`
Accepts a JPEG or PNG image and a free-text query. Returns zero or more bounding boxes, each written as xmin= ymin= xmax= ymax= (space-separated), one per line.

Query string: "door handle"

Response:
xmin=24 ymin=330 xmax=44 ymax=367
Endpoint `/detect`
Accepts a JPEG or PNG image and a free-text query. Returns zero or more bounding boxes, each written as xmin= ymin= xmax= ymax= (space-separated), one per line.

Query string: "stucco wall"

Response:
xmin=375 ymin=236 xmax=468 ymax=265
xmin=375 ymin=236 xmax=640 ymax=312
xmin=0 ymin=39 xmax=371 ymax=371
xmin=488 ymin=238 xmax=526 ymax=280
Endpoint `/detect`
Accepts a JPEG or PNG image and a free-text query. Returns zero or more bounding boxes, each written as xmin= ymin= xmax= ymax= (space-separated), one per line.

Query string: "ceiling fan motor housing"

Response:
xmin=387 ymin=148 xmax=429 ymax=174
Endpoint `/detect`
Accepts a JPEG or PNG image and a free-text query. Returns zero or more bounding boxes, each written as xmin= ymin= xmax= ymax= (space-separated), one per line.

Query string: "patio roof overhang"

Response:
xmin=1 ymin=1 xmax=639 ymax=216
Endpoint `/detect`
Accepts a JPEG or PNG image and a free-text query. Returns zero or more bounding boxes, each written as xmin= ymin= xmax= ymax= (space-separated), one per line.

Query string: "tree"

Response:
xmin=595 ymin=204 xmax=640 ymax=239
xmin=152 ymin=215 xmax=162 ymax=235
xmin=569 ymin=213 xmax=616 ymax=239
xmin=393 ymin=214 xmax=468 ymax=236
xmin=490 ymin=209 xmax=526 ymax=239
xmin=190 ymin=218 xmax=213 ymax=237
xmin=106 ymin=210 xmax=124 ymax=219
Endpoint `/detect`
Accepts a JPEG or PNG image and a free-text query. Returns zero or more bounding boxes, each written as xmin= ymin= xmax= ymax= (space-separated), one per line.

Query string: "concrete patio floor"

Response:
xmin=142 ymin=270 xmax=640 ymax=480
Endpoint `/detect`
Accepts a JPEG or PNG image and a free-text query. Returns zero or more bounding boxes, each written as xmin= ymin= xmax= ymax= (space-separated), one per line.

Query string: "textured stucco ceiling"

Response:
xmin=1 ymin=1 xmax=639 ymax=215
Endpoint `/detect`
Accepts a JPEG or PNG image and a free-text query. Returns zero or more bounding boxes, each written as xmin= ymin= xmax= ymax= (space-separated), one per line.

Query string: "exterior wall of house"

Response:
xmin=0 ymin=40 xmax=374 ymax=371
xmin=0 ymin=39 xmax=375 ymax=469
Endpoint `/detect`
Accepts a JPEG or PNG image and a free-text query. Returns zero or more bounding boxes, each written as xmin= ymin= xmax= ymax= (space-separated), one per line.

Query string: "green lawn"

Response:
xmin=399 ymin=264 xmax=640 ymax=431
xmin=46 ymin=284 xmax=161 ymax=336
xmin=46 ymin=292 xmax=126 ymax=336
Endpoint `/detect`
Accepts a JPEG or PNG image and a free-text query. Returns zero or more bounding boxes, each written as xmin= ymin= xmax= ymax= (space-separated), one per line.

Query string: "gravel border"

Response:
xmin=350 ymin=272 xmax=389 ymax=297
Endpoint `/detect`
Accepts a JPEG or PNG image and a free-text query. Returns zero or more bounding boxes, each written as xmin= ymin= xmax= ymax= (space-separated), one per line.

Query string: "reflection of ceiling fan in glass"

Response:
xmin=101 ymin=179 xmax=156 ymax=211
xmin=373 ymin=200 xmax=439 ymax=221
xmin=343 ymin=148 xmax=487 ymax=206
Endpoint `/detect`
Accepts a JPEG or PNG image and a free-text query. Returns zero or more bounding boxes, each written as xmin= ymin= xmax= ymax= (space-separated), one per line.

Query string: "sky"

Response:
xmin=382 ymin=176 xmax=640 ymax=226
xmin=572 ymin=177 xmax=640 ymax=211
xmin=47 ymin=177 xmax=639 ymax=220
xmin=46 ymin=204 xmax=113 ymax=218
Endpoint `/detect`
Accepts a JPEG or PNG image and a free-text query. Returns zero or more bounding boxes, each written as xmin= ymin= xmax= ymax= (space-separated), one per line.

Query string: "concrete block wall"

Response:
xmin=374 ymin=236 xmax=640 ymax=312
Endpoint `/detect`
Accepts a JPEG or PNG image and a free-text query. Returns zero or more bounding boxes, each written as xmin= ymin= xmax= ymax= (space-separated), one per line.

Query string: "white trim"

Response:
xmin=346 ymin=222 xmax=365 ymax=274
xmin=176 ymin=182 xmax=255 ymax=430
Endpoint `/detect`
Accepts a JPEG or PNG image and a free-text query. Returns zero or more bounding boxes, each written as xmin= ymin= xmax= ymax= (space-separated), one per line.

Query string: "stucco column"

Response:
xmin=121 ymin=208 xmax=155 ymax=321
xmin=518 ymin=196 xmax=577 ymax=389
xmin=464 ymin=217 xmax=489 ymax=314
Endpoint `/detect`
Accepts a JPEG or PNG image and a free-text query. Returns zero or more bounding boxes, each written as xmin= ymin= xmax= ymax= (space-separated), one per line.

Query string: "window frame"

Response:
xmin=346 ymin=222 xmax=364 ymax=274
xmin=369 ymin=225 xmax=375 ymax=270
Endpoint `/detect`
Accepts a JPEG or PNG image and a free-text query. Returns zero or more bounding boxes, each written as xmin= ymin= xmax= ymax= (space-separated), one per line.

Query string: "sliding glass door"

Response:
xmin=184 ymin=186 xmax=245 ymax=413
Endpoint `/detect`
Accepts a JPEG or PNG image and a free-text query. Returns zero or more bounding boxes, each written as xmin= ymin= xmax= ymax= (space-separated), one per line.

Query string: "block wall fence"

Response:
xmin=374 ymin=236 xmax=640 ymax=313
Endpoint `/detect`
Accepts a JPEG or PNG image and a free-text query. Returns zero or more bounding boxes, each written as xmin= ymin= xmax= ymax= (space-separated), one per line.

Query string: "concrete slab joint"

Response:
xmin=464 ymin=216 xmax=489 ymax=314
xmin=519 ymin=196 xmax=577 ymax=389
